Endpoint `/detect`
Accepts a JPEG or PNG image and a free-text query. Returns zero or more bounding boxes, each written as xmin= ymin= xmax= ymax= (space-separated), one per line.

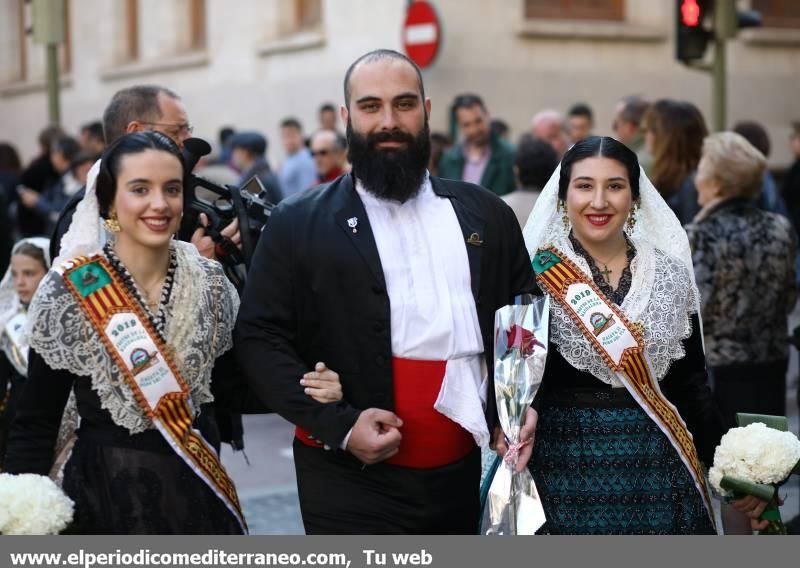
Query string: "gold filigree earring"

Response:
xmin=103 ymin=209 xmax=121 ymax=233
xmin=626 ymin=202 xmax=639 ymax=235
xmin=558 ymin=200 xmax=570 ymax=231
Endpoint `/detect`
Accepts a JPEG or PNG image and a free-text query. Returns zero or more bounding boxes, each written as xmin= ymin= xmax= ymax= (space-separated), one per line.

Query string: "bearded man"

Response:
xmin=235 ymin=49 xmax=536 ymax=534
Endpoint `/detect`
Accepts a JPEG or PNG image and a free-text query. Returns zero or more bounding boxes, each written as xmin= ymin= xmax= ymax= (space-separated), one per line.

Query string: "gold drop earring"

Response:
xmin=104 ymin=209 xmax=121 ymax=233
xmin=625 ymin=202 xmax=639 ymax=236
xmin=558 ymin=200 xmax=570 ymax=231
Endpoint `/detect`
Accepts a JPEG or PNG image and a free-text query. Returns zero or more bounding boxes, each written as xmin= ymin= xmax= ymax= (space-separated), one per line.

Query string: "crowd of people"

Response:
xmin=0 ymin=48 xmax=799 ymax=535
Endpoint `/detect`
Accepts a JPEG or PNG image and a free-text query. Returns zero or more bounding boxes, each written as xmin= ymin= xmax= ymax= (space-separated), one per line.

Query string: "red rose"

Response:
xmin=506 ymin=324 xmax=543 ymax=356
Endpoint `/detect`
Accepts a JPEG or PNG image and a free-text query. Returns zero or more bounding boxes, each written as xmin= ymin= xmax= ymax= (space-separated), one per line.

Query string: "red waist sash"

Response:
xmin=295 ymin=357 xmax=475 ymax=469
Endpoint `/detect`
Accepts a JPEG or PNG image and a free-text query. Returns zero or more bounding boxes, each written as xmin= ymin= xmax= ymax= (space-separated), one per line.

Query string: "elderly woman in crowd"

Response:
xmin=687 ymin=132 xmax=797 ymax=430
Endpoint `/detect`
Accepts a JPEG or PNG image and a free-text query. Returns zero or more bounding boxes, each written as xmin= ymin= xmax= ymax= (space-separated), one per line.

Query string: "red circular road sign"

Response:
xmin=402 ymin=1 xmax=442 ymax=69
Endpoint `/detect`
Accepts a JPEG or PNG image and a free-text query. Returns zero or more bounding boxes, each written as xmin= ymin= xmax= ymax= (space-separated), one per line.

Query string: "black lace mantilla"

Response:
xmin=569 ymin=233 xmax=636 ymax=306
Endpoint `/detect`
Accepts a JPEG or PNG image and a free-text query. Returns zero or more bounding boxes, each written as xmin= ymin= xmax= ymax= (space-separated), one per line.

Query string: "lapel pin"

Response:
xmin=347 ymin=217 xmax=358 ymax=233
xmin=467 ymin=233 xmax=483 ymax=247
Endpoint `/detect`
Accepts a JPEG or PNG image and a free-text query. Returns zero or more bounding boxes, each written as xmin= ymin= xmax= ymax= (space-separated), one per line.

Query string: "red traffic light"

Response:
xmin=681 ymin=0 xmax=701 ymax=27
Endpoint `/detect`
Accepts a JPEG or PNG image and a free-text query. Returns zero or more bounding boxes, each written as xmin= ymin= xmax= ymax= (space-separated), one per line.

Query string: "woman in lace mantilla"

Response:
xmin=3 ymin=132 xmax=341 ymax=534
xmin=0 ymin=238 xmax=49 ymax=468
xmin=521 ymin=136 xmax=724 ymax=534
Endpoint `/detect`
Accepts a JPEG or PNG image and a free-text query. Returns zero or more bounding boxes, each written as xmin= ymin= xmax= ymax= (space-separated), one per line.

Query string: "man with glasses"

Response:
xmin=49 ymin=84 xmax=239 ymax=262
xmin=310 ymin=129 xmax=348 ymax=184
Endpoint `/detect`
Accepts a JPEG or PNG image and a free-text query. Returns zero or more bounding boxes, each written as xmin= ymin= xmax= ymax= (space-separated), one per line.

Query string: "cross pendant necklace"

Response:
xmin=599 ymin=265 xmax=613 ymax=282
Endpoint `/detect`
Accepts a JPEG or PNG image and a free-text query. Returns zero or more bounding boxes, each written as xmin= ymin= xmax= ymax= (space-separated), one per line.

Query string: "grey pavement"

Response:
xmin=221 ymin=414 xmax=304 ymax=535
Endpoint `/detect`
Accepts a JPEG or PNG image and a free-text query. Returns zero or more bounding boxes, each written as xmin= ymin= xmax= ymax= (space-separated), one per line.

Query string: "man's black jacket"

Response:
xmin=235 ymin=173 xmax=536 ymax=448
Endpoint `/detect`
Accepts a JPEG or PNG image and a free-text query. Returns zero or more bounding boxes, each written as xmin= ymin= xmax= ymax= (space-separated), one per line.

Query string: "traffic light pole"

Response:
xmin=32 ymin=0 xmax=64 ymax=128
xmin=711 ymin=34 xmax=726 ymax=132
xmin=678 ymin=0 xmax=761 ymax=132
xmin=711 ymin=0 xmax=736 ymax=132
xmin=46 ymin=43 xmax=60 ymax=126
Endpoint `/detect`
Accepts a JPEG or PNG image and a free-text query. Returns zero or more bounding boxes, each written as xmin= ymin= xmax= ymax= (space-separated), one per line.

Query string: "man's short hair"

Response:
xmin=343 ymin=49 xmax=425 ymax=109
xmin=452 ymin=93 xmax=486 ymax=114
xmin=219 ymin=126 xmax=235 ymax=146
xmin=531 ymin=109 xmax=564 ymax=130
xmin=280 ymin=117 xmax=303 ymax=132
xmin=490 ymin=119 xmax=509 ymax=139
xmin=619 ymin=95 xmax=650 ymax=127
xmin=515 ymin=134 xmax=559 ymax=190
xmin=568 ymin=103 xmax=593 ymax=121
xmin=52 ymin=135 xmax=81 ymax=162
xmin=102 ymin=85 xmax=180 ymax=145
xmin=733 ymin=120 xmax=771 ymax=158
xmin=319 ymin=102 xmax=336 ymax=114
xmin=229 ymin=131 xmax=267 ymax=156
xmin=312 ymin=129 xmax=347 ymax=151
xmin=81 ymin=120 xmax=104 ymax=142
xmin=38 ymin=125 xmax=64 ymax=150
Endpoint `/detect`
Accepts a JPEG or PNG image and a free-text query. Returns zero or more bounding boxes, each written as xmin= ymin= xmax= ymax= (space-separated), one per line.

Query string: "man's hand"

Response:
xmin=492 ymin=406 xmax=538 ymax=473
xmin=301 ymin=362 xmax=343 ymax=403
xmin=190 ymin=213 xmax=242 ymax=260
xmin=18 ymin=187 xmax=40 ymax=209
xmin=345 ymin=408 xmax=403 ymax=465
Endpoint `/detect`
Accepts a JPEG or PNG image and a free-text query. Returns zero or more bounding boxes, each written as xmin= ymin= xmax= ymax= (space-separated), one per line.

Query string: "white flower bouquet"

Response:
xmin=709 ymin=414 xmax=800 ymax=535
xmin=0 ymin=473 xmax=74 ymax=534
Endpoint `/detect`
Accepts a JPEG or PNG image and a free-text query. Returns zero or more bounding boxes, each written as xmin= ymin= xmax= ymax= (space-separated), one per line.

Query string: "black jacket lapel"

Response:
xmin=431 ymin=176 xmax=485 ymax=301
xmin=333 ymin=175 xmax=387 ymax=288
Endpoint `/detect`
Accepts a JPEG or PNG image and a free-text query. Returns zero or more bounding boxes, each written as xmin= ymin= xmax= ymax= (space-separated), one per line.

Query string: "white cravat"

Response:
xmin=355 ymin=175 xmax=489 ymax=447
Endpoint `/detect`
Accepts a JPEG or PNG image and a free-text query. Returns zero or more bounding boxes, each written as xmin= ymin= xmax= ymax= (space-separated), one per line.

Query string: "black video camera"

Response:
xmin=179 ymin=138 xmax=274 ymax=290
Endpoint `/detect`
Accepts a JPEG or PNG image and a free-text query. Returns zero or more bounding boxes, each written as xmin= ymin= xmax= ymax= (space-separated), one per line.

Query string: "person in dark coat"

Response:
xmin=228 ymin=131 xmax=284 ymax=205
xmin=235 ymin=50 xmax=536 ymax=535
xmin=438 ymin=94 xmax=517 ymax=197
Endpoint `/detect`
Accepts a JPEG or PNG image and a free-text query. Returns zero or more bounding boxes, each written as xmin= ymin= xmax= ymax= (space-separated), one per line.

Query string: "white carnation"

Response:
xmin=709 ymin=423 xmax=800 ymax=497
xmin=0 ymin=473 xmax=74 ymax=535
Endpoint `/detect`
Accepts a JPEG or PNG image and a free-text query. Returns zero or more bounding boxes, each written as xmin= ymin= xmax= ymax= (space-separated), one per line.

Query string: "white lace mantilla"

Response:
xmin=27 ymin=241 xmax=240 ymax=434
xmin=547 ymin=235 xmax=697 ymax=387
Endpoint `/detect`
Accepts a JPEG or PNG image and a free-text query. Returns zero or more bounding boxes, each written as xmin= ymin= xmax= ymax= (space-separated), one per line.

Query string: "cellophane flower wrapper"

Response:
xmin=482 ymin=295 xmax=549 ymax=535
xmin=709 ymin=415 xmax=800 ymax=535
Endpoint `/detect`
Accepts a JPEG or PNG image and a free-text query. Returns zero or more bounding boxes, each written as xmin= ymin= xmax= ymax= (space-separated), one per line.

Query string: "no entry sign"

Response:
xmin=402 ymin=1 xmax=442 ymax=69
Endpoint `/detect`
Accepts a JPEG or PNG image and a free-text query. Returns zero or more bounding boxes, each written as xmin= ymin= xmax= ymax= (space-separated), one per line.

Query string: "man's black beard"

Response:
xmin=347 ymin=120 xmax=431 ymax=203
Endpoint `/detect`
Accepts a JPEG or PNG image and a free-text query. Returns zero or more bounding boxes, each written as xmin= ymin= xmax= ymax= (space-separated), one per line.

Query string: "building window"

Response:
xmin=295 ymin=0 xmax=321 ymax=30
xmin=524 ymin=0 xmax=624 ymax=21
xmin=18 ymin=0 xmax=27 ymax=81
xmin=62 ymin=0 xmax=71 ymax=73
xmin=751 ymin=0 xmax=800 ymax=28
xmin=113 ymin=0 xmax=204 ymax=64
xmin=0 ymin=0 xmax=71 ymax=84
xmin=125 ymin=0 xmax=138 ymax=61
xmin=189 ymin=0 xmax=206 ymax=50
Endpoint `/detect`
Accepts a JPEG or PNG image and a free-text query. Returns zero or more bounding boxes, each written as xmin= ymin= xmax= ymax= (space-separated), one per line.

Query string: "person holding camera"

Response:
xmin=49 ymin=84 xmax=241 ymax=264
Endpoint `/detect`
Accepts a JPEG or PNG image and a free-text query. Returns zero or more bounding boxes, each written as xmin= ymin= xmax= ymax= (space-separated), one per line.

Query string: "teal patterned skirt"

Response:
xmin=529 ymin=391 xmax=715 ymax=535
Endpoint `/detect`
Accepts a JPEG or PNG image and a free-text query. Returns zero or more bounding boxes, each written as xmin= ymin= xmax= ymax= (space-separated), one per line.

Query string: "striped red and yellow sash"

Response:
xmin=60 ymin=254 xmax=247 ymax=533
xmin=532 ymin=246 xmax=714 ymax=525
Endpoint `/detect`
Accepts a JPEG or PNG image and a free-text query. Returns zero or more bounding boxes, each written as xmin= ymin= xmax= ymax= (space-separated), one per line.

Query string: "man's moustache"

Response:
xmin=367 ymin=131 xmax=414 ymax=146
